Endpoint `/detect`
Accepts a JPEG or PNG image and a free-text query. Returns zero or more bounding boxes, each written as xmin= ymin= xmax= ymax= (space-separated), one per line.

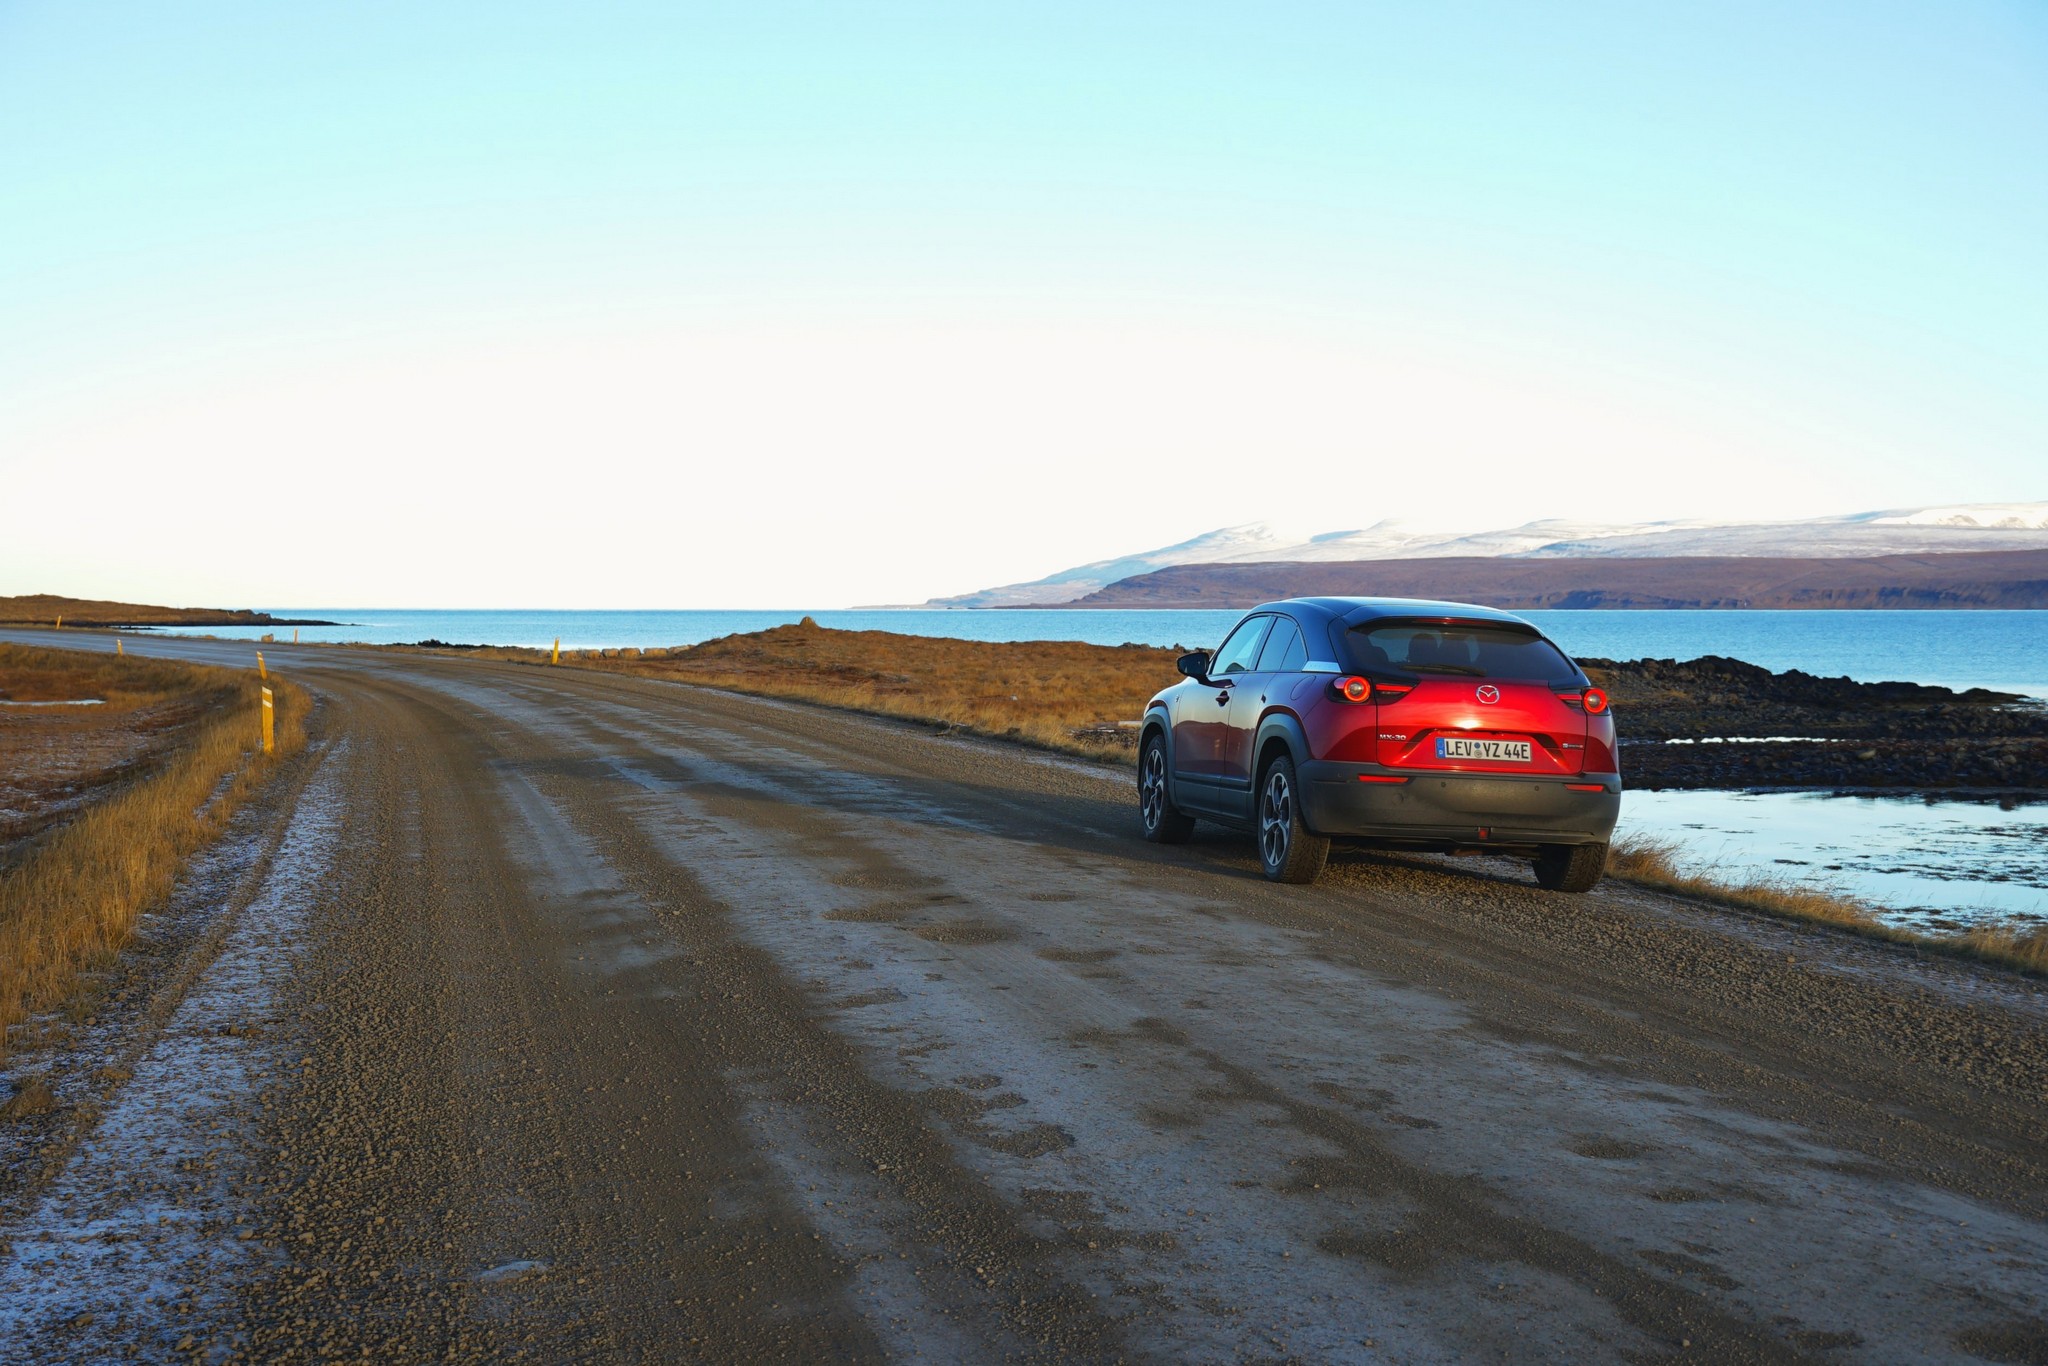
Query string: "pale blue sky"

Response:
xmin=3 ymin=2 xmax=2044 ymax=606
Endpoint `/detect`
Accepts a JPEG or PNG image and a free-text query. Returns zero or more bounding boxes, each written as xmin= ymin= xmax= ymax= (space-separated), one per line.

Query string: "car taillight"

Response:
xmin=1555 ymin=687 xmax=1609 ymax=714
xmin=1336 ymin=676 xmax=1372 ymax=703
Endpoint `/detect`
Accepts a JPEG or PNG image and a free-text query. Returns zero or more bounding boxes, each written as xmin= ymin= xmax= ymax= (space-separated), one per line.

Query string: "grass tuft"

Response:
xmin=1607 ymin=835 xmax=1881 ymax=930
xmin=1951 ymin=921 xmax=2048 ymax=976
xmin=0 ymin=644 xmax=308 ymax=1060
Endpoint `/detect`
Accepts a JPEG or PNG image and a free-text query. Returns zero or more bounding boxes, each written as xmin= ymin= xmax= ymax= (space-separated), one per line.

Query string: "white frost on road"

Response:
xmin=0 ymin=745 xmax=344 ymax=1365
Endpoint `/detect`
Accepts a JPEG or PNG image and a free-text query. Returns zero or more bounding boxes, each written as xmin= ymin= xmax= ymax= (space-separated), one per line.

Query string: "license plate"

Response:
xmin=1436 ymin=737 xmax=1532 ymax=762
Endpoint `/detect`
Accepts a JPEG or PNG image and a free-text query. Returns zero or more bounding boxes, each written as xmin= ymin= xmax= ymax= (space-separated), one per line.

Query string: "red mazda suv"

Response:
xmin=1137 ymin=597 xmax=1620 ymax=889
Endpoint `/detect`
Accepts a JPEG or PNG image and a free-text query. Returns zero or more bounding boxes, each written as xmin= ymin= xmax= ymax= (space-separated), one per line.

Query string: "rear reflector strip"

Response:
xmin=1357 ymin=774 xmax=1409 ymax=784
xmin=1565 ymin=782 xmax=1607 ymax=792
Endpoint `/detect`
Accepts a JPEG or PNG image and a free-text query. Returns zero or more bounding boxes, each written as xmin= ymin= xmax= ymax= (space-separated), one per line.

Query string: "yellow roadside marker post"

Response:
xmin=116 ymin=639 xmax=124 ymax=656
xmin=552 ymin=637 xmax=561 ymax=665
xmin=261 ymin=686 xmax=275 ymax=755
xmin=54 ymin=615 xmax=62 ymax=630
xmin=257 ymin=651 xmax=267 ymax=680
xmin=294 ymin=628 xmax=299 ymax=644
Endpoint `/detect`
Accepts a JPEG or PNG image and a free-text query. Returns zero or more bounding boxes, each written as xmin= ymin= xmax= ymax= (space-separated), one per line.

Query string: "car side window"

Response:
xmin=1256 ymin=618 xmax=1305 ymax=673
xmin=1209 ymin=617 xmax=1272 ymax=676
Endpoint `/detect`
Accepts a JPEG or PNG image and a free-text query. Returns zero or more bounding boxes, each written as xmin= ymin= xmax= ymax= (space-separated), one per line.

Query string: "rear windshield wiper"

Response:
xmin=1404 ymin=663 xmax=1486 ymax=676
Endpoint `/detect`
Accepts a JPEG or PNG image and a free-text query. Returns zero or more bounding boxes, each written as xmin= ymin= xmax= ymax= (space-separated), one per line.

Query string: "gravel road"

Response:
xmin=2 ymin=631 xmax=2045 ymax=1364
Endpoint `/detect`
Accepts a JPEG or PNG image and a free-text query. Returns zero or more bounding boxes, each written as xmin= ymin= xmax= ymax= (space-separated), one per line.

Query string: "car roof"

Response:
xmin=1249 ymin=596 xmax=1538 ymax=631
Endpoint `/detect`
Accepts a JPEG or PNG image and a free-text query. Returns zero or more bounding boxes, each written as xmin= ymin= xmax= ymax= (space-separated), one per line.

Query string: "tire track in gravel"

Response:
xmin=230 ymin=681 xmax=622 ymax=1361
xmin=453 ymin=669 xmax=1134 ymax=1359
xmin=234 ymin=669 xmax=1125 ymax=1362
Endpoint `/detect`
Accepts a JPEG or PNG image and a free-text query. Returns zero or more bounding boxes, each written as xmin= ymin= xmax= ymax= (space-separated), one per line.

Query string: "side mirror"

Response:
xmin=1176 ymin=651 xmax=1213 ymax=683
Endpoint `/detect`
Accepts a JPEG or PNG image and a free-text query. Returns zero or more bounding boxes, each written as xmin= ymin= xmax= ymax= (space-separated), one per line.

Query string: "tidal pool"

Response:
xmin=1615 ymin=789 xmax=2048 ymax=931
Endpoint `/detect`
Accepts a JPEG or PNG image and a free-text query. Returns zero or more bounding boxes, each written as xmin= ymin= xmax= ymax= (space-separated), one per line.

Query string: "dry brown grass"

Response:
xmin=1948 ymin=921 xmax=2048 ymax=976
xmin=2 ymin=644 xmax=245 ymax=857
xmin=1606 ymin=834 xmax=2048 ymax=976
xmin=1606 ymin=835 xmax=1883 ymax=930
xmin=0 ymin=640 xmax=229 ymax=707
xmin=497 ymin=620 xmax=1184 ymax=760
xmin=0 ymin=644 xmax=308 ymax=1059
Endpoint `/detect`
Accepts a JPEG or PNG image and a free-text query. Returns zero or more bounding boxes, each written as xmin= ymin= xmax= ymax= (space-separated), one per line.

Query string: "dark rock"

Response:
xmin=1581 ymin=656 xmax=2048 ymax=792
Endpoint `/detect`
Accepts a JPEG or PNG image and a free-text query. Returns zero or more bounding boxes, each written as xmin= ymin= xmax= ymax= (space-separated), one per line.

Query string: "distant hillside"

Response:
xmin=0 ymin=595 xmax=333 ymax=627
xmin=1060 ymin=550 xmax=2048 ymax=610
xmin=934 ymin=502 xmax=2048 ymax=606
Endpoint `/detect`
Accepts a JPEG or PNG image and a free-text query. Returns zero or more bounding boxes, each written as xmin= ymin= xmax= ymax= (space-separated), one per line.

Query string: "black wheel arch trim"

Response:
xmin=1140 ymin=705 xmax=1172 ymax=759
xmin=1252 ymin=711 xmax=1310 ymax=781
xmin=1140 ymin=705 xmax=1176 ymax=782
xmin=1139 ymin=705 xmax=1183 ymax=813
xmin=1251 ymin=711 xmax=1321 ymax=828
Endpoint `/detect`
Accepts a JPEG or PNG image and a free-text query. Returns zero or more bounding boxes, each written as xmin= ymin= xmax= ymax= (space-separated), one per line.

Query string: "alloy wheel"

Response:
xmin=1260 ymin=770 xmax=1292 ymax=868
xmin=1141 ymin=746 xmax=1167 ymax=831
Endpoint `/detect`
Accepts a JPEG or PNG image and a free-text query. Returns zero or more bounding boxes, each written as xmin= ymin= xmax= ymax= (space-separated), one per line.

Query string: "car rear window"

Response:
xmin=1346 ymin=622 xmax=1575 ymax=681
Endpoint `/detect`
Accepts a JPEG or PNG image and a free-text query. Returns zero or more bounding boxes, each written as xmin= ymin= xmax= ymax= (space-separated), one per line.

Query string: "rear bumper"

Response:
xmin=1297 ymin=761 xmax=1620 ymax=847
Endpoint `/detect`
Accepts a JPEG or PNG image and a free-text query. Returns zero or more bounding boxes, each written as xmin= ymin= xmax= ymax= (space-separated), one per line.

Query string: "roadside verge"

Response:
xmin=1607 ymin=834 xmax=2048 ymax=976
xmin=0 ymin=644 xmax=309 ymax=1063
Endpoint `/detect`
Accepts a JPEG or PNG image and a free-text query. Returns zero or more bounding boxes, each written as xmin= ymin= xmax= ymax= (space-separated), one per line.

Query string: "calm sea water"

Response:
xmin=163 ymin=608 xmax=2048 ymax=696
xmin=1616 ymin=790 xmax=2048 ymax=929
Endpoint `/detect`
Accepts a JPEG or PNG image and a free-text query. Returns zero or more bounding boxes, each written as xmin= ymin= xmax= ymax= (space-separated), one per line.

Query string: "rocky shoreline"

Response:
xmin=1583 ymin=655 xmax=2048 ymax=793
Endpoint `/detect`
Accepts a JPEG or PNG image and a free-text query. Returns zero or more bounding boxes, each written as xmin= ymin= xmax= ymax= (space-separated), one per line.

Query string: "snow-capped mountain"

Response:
xmin=1868 ymin=503 xmax=2048 ymax=529
xmin=927 ymin=523 xmax=1318 ymax=608
xmin=930 ymin=503 xmax=2048 ymax=607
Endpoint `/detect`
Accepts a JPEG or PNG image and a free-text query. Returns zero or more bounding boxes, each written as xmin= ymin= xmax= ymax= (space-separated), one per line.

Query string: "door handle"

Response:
xmin=1215 ymin=691 xmax=1230 ymax=706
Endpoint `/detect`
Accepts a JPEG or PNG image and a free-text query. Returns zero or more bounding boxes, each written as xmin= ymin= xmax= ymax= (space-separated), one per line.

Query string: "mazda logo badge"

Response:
xmin=1476 ymin=685 xmax=1500 ymax=704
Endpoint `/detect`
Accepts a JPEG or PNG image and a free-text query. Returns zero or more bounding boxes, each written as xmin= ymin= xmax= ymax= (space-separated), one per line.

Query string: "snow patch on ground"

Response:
xmin=0 ymin=744 xmax=344 ymax=1364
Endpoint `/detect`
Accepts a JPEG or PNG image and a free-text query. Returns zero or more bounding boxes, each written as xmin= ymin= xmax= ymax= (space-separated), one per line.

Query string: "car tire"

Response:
xmin=1258 ymin=754 xmax=1329 ymax=884
xmin=1533 ymin=842 xmax=1606 ymax=893
xmin=1138 ymin=732 xmax=1196 ymax=844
